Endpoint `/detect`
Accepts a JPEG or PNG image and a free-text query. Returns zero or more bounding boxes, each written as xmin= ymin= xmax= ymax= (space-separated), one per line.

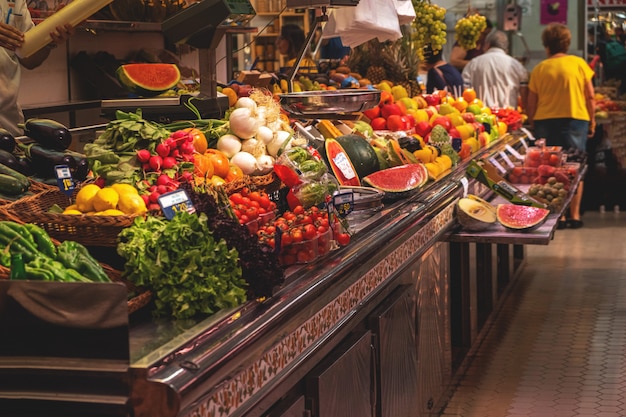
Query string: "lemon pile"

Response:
xmin=63 ymin=184 xmax=147 ymax=216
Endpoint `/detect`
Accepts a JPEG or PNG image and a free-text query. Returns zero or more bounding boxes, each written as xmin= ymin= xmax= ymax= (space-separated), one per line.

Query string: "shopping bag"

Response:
xmin=394 ymin=0 xmax=416 ymax=25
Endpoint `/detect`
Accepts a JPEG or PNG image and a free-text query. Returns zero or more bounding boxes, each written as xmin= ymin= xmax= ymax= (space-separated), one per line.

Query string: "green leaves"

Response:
xmin=117 ymin=212 xmax=246 ymax=319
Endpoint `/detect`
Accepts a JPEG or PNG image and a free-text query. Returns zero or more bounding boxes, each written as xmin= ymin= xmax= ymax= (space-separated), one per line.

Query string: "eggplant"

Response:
xmin=0 ymin=149 xmax=33 ymax=176
xmin=72 ymin=156 xmax=90 ymax=182
xmin=27 ymin=144 xmax=78 ymax=179
xmin=0 ymin=128 xmax=16 ymax=153
xmin=22 ymin=118 xmax=72 ymax=151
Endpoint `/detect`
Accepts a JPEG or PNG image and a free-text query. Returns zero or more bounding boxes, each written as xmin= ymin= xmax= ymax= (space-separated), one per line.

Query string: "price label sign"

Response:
xmin=54 ymin=165 xmax=75 ymax=196
xmin=505 ymin=144 xmax=524 ymax=161
xmin=158 ymin=189 xmax=195 ymax=220
xmin=332 ymin=191 xmax=354 ymax=218
xmin=459 ymin=176 xmax=469 ymax=197
xmin=488 ymin=157 xmax=508 ymax=176
xmin=499 ymin=151 xmax=516 ymax=169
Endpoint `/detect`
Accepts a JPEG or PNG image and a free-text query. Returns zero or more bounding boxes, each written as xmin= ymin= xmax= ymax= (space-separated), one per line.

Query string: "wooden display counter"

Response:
xmin=0 ymin=132 xmax=582 ymax=417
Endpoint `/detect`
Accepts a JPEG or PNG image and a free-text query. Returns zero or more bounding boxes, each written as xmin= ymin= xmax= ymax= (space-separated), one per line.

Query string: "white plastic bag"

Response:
xmin=394 ymin=0 xmax=416 ymax=25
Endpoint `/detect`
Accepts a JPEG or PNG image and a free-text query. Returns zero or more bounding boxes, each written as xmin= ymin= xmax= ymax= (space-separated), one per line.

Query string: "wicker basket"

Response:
xmin=0 ymin=179 xmax=57 ymax=207
xmin=221 ymin=172 xmax=283 ymax=195
xmin=0 ymin=189 xmax=139 ymax=247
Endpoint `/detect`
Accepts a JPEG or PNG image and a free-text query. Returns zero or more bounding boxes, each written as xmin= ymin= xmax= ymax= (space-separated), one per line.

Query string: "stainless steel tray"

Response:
xmin=279 ymin=90 xmax=381 ymax=118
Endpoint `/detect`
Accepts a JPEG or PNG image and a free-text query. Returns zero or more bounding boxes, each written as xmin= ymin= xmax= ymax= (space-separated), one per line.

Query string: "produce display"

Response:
xmin=0 ymin=76 xmax=565 ymax=321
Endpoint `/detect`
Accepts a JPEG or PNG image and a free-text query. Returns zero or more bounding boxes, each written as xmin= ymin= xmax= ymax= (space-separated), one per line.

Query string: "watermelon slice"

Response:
xmin=496 ymin=204 xmax=550 ymax=231
xmin=116 ymin=63 xmax=181 ymax=97
xmin=362 ymin=163 xmax=428 ymax=194
xmin=325 ymin=138 xmax=361 ymax=186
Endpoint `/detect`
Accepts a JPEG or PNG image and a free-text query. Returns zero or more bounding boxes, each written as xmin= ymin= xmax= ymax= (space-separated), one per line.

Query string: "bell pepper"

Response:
xmin=23 ymin=223 xmax=56 ymax=258
xmin=0 ymin=221 xmax=39 ymax=262
xmin=56 ymin=240 xmax=110 ymax=282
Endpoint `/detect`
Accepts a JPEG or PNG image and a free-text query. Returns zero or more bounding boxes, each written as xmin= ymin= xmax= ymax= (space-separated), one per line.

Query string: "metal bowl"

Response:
xmin=279 ymin=90 xmax=381 ymax=118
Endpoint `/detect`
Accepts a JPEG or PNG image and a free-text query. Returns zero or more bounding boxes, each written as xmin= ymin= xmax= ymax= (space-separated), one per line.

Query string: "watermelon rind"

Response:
xmin=362 ymin=164 xmax=428 ymax=193
xmin=496 ymin=204 xmax=550 ymax=231
xmin=116 ymin=63 xmax=181 ymax=97
xmin=334 ymin=134 xmax=380 ymax=179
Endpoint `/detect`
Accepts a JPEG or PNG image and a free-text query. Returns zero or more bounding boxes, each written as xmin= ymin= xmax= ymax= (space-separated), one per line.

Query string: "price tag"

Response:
xmin=520 ymin=127 xmax=535 ymax=142
xmin=158 ymin=189 xmax=195 ymax=220
xmin=518 ymin=137 xmax=529 ymax=152
xmin=54 ymin=165 xmax=75 ymax=196
xmin=332 ymin=190 xmax=354 ymax=218
xmin=505 ymin=144 xmax=524 ymax=160
xmin=332 ymin=152 xmax=357 ymax=180
xmin=460 ymin=177 xmax=469 ymax=197
xmin=488 ymin=157 xmax=508 ymax=176
xmin=499 ymin=151 xmax=516 ymax=169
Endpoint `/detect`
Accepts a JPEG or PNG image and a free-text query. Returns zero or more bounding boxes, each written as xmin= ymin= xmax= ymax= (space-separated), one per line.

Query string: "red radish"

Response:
xmin=171 ymin=130 xmax=187 ymax=139
xmin=157 ymin=185 xmax=168 ymax=194
xmin=94 ymin=177 xmax=106 ymax=188
xmin=180 ymin=171 xmax=193 ymax=182
xmin=164 ymin=137 xmax=176 ymax=148
xmin=157 ymin=174 xmax=172 ymax=186
xmin=137 ymin=149 xmax=151 ymax=162
xmin=149 ymin=155 xmax=163 ymax=171
xmin=162 ymin=156 xmax=177 ymax=169
xmin=141 ymin=194 xmax=150 ymax=206
xmin=180 ymin=141 xmax=195 ymax=155
xmin=156 ymin=143 xmax=170 ymax=158
xmin=149 ymin=191 xmax=160 ymax=204
xmin=149 ymin=185 xmax=158 ymax=193
xmin=148 ymin=203 xmax=161 ymax=211
xmin=142 ymin=162 xmax=151 ymax=172
xmin=170 ymin=149 xmax=180 ymax=158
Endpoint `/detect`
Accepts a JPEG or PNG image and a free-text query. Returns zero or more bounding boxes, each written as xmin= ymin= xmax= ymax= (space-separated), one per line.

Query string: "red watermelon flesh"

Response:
xmin=496 ymin=204 xmax=550 ymax=231
xmin=116 ymin=63 xmax=181 ymax=97
xmin=362 ymin=164 xmax=428 ymax=193
xmin=325 ymin=139 xmax=361 ymax=186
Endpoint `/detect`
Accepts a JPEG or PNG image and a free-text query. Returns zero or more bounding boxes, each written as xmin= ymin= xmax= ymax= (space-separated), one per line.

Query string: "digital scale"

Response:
xmin=101 ymin=0 xmax=256 ymax=122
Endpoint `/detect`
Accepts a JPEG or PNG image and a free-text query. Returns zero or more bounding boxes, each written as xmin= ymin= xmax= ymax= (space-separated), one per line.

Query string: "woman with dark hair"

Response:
xmin=276 ymin=24 xmax=317 ymax=74
xmin=423 ymin=45 xmax=463 ymax=94
xmin=527 ymin=23 xmax=596 ymax=229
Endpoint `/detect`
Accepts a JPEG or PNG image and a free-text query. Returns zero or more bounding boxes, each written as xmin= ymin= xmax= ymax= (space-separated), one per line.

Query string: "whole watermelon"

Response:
xmin=333 ymin=134 xmax=380 ymax=179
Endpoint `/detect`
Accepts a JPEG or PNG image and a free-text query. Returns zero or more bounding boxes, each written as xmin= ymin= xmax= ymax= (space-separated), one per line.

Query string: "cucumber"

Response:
xmin=0 ymin=173 xmax=29 ymax=195
xmin=0 ymin=162 xmax=30 ymax=190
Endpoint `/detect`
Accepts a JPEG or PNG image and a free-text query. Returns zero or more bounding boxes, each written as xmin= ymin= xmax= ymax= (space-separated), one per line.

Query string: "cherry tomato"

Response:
xmin=303 ymin=224 xmax=317 ymax=240
xmin=293 ymin=205 xmax=304 ymax=215
xmin=230 ymin=192 xmax=244 ymax=205
xmin=258 ymin=194 xmax=271 ymax=209
xmin=246 ymin=207 xmax=259 ymax=220
xmin=336 ymin=233 xmax=351 ymax=246
xmin=281 ymin=233 xmax=293 ymax=246
xmin=299 ymin=215 xmax=313 ymax=225
xmin=290 ymin=228 xmax=303 ymax=243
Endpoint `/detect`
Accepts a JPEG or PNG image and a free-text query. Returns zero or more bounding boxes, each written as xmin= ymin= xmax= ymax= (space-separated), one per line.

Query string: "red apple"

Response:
xmin=363 ymin=105 xmax=381 ymax=121
xmin=423 ymin=94 xmax=441 ymax=106
xmin=403 ymin=114 xmax=416 ymax=129
xmin=472 ymin=122 xmax=485 ymax=133
xmin=448 ymin=127 xmax=461 ymax=138
xmin=424 ymin=106 xmax=437 ymax=118
xmin=381 ymin=103 xmax=403 ymax=119
xmin=414 ymin=121 xmax=432 ymax=137
xmin=387 ymin=114 xmax=406 ymax=131
xmin=370 ymin=117 xmax=387 ymax=131
xmin=432 ymin=116 xmax=452 ymax=131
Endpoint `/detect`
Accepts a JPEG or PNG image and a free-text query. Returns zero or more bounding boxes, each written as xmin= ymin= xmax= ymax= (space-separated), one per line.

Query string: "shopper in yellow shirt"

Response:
xmin=527 ymin=23 xmax=596 ymax=229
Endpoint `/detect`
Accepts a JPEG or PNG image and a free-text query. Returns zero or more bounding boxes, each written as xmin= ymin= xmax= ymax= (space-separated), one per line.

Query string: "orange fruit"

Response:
xmin=194 ymin=153 xmax=214 ymax=178
xmin=462 ymin=87 xmax=477 ymax=103
xmin=225 ymin=164 xmax=244 ymax=183
xmin=221 ymin=87 xmax=238 ymax=107
xmin=205 ymin=149 xmax=230 ymax=179
xmin=184 ymin=128 xmax=208 ymax=154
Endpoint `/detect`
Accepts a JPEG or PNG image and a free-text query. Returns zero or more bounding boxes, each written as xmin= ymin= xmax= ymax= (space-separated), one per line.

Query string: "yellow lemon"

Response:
xmin=99 ymin=209 xmax=126 ymax=216
xmin=65 ymin=204 xmax=78 ymax=211
xmin=92 ymin=187 xmax=119 ymax=212
xmin=75 ymin=184 xmax=101 ymax=213
xmin=111 ymin=183 xmax=139 ymax=196
xmin=63 ymin=209 xmax=83 ymax=215
xmin=118 ymin=193 xmax=147 ymax=216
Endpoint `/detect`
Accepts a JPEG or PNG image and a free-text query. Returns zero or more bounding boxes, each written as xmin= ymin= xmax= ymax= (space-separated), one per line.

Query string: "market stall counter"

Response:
xmin=0 ymin=131 xmax=583 ymax=417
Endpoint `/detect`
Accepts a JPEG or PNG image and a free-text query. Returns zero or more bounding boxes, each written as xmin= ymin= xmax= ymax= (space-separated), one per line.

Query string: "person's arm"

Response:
xmin=19 ymin=23 xmax=74 ymax=70
xmin=0 ymin=22 xmax=24 ymax=51
xmin=584 ymin=78 xmax=596 ymax=137
xmin=526 ymin=90 xmax=538 ymax=128
xmin=519 ymin=84 xmax=529 ymax=113
xmin=449 ymin=45 xmax=469 ymax=70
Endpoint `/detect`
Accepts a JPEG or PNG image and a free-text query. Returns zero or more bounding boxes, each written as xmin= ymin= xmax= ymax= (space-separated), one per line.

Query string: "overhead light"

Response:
xmin=616 ymin=12 xmax=626 ymax=19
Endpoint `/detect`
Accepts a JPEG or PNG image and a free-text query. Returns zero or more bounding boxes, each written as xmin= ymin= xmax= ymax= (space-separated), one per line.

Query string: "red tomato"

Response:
xmin=303 ymin=224 xmax=317 ymax=240
xmin=336 ymin=233 xmax=351 ymax=246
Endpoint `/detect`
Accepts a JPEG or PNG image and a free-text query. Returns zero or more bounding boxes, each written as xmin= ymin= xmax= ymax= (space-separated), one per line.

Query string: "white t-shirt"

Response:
xmin=0 ymin=0 xmax=34 ymax=136
xmin=462 ymin=48 xmax=529 ymax=109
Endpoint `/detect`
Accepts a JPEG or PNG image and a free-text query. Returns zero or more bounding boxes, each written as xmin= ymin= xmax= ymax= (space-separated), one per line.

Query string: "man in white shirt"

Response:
xmin=0 ymin=0 xmax=73 ymax=136
xmin=462 ymin=30 xmax=529 ymax=110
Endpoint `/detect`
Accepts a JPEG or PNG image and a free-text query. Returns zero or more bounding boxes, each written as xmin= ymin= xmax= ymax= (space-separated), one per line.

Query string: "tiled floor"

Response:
xmin=440 ymin=210 xmax=626 ymax=417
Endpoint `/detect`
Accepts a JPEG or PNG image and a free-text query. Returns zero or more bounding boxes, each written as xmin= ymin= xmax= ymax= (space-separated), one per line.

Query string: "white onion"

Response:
xmin=235 ymin=96 xmax=257 ymax=112
xmin=255 ymin=106 xmax=267 ymax=126
xmin=229 ymin=107 xmax=258 ymax=139
xmin=266 ymin=130 xmax=293 ymax=157
xmin=256 ymin=155 xmax=275 ymax=175
xmin=230 ymin=151 xmax=258 ymax=175
xmin=256 ymin=125 xmax=274 ymax=145
xmin=216 ymin=134 xmax=242 ymax=158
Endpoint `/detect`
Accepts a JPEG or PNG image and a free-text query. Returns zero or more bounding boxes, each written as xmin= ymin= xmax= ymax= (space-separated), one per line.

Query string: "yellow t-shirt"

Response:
xmin=528 ymin=55 xmax=594 ymax=121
